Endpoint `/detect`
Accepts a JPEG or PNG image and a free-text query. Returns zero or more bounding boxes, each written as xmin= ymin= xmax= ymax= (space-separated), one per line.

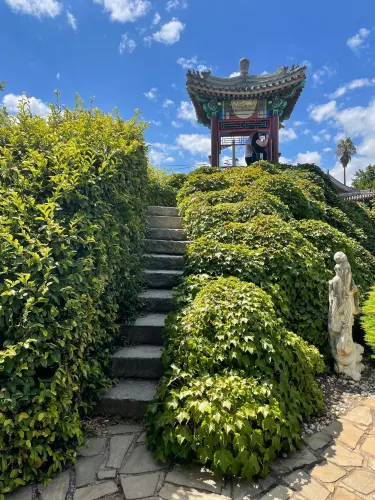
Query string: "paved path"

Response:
xmin=6 ymin=398 xmax=375 ymax=500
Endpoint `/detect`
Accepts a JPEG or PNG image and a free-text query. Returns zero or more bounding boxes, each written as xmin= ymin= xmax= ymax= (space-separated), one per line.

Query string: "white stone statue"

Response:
xmin=328 ymin=252 xmax=365 ymax=381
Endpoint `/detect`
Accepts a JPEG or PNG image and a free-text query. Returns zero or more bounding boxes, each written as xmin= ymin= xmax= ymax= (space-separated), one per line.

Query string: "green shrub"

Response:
xmin=278 ymin=163 xmax=341 ymax=204
xmin=187 ymin=216 xmax=329 ymax=350
xmin=147 ymin=166 xmax=187 ymax=206
xmin=361 ymin=286 xmax=375 ymax=357
xmin=182 ymin=193 xmax=291 ymax=239
xmin=341 ymin=201 xmax=375 ymax=254
xmin=148 ymin=277 xmax=324 ymax=479
xmin=318 ymin=204 xmax=367 ymax=247
xmin=294 ymin=219 xmax=375 ymax=295
xmin=177 ymin=172 xmax=231 ymax=200
xmin=0 ymin=97 xmax=148 ymax=494
xmin=149 ymin=161 xmax=374 ymax=479
xmin=250 ymin=175 xmax=323 ymax=220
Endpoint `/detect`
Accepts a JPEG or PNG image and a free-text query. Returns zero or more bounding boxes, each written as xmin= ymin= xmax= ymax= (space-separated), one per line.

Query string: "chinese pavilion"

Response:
xmin=186 ymin=58 xmax=307 ymax=166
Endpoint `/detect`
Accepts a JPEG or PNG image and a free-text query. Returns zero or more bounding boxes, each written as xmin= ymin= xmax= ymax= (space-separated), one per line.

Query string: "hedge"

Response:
xmin=148 ymin=276 xmax=324 ymax=479
xmin=148 ymin=166 xmax=187 ymax=207
xmin=0 ymin=97 xmax=148 ymax=494
xmin=361 ymin=286 xmax=375 ymax=357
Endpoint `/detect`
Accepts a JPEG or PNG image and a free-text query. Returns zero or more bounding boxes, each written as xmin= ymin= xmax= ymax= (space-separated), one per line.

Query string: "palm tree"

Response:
xmin=336 ymin=137 xmax=357 ymax=186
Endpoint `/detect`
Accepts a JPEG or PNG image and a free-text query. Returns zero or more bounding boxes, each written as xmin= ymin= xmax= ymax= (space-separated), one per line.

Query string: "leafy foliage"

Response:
xmin=148 ymin=166 xmax=187 ymax=207
xmin=186 ymin=216 xmax=329 ymax=350
xmin=148 ymin=161 xmax=375 ymax=480
xmin=352 ymin=164 xmax=375 ymax=191
xmin=361 ymin=286 xmax=375 ymax=358
xmin=148 ymin=277 xmax=324 ymax=479
xmin=0 ymin=96 xmax=148 ymax=494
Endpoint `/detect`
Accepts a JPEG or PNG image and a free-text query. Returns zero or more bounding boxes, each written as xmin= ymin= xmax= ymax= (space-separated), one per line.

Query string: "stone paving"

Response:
xmin=5 ymin=398 xmax=375 ymax=500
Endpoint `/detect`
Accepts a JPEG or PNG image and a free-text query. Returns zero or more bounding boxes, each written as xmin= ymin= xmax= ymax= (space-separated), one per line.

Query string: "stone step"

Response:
xmin=143 ymin=253 xmax=184 ymax=271
xmin=97 ymin=379 xmax=158 ymax=418
xmin=144 ymin=239 xmax=189 ymax=255
xmin=110 ymin=345 xmax=163 ymax=379
xmin=140 ymin=289 xmax=174 ymax=312
xmin=121 ymin=313 xmax=166 ymax=345
xmin=144 ymin=269 xmax=183 ymax=289
xmin=147 ymin=228 xmax=186 ymax=241
xmin=148 ymin=206 xmax=179 ymax=217
xmin=148 ymin=216 xmax=182 ymax=230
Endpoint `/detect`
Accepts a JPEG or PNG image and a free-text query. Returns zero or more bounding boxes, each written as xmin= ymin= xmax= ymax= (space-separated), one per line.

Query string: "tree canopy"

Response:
xmin=352 ymin=164 xmax=375 ymax=190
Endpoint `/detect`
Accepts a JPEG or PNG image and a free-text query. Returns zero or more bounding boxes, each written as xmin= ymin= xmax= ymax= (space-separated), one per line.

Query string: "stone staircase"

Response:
xmin=97 ymin=206 xmax=188 ymax=418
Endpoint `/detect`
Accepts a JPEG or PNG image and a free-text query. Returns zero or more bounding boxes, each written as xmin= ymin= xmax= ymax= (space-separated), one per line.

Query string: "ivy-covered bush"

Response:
xmin=148 ymin=161 xmax=375 ymax=479
xmin=0 ymin=97 xmax=148 ymax=494
xmin=183 ymin=194 xmax=292 ymax=239
xmin=148 ymin=276 xmax=324 ymax=478
xmin=187 ymin=216 xmax=329 ymax=350
xmin=294 ymin=219 xmax=375 ymax=294
xmin=148 ymin=166 xmax=187 ymax=207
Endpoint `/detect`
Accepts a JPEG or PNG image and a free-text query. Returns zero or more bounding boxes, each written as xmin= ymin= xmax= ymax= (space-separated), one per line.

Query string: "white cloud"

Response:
xmin=56 ymin=72 xmax=60 ymax=80
xmin=149 ymin=149 xmax=166 ymax=165
xmin=148 ymin=141 xmax=179 ymax=165
xmin=3 ymin=93 xmax=50 ymax=117
xmin=347 ymin=28 xmax=370 ymax=51
xmin=309 ymin=100 xmax=337 ymax=122
xmin=171 ymin=120 xmax=182 ymax=128
xmin=171 ymin=83 xmax=177 ymax=89
xmin=279 ymin=127 xmax=297 ymax=143
xmin=149 ymin=120 xmax=161 ymax=126
xmin=119 ymin=33 xmax=136 ymax=54
xmin=152 ymin=11 xmax=161 ymax=25
xmin=293 ymin=121 xmax=305 ymax=127
xmin=302 ymin=128 xmax=311 ymax=135
xmin=279 ymin=156 xmax=293 ymax=164
xmin=4 ymin=0 xmax=61 ymax=17
xmin=329 ymin=78 xmax=375 ymax=99
xmin=176 ymin=134 xmax=210 ymax=156
xmin=177 ymin=56 xmax=209 ymax=72
xmin=67 ymin=11 xmax=77 ymax=29
xmin=312 ymin=65 xmax=336 ymax=86
xmin=323 ymin=133 xmax=331 ymax=141
xmin=147 ymin=18 xmax=185 ymax=45
xmin=166 ymin=0 xmax=187 ymax=10
xmin=323 ymin=147 xmax=332 ymax=152
xmin=93 ymin=0 xmax=151 ymax=23
xmin=301 ymin=60 xmax=312 ymax=69
xmin=144 ymin=87 xmax=158 ymax=100
xmin=312 ymin=135 xmax=321 ymax=143
xmin=229 ymin=71 xmax=240 ymax=77
xmin=177 ymin=101 xmax=195 ymax=123
xmin=296 ymin=151 xmax=322 ymax=165
xmin=163 ymin=99 xmax=174 ymax=108
xmin=309 ymin=97 xmax=375 ymax=182
xmin=165 ymin=156 xmax=175 ymax=162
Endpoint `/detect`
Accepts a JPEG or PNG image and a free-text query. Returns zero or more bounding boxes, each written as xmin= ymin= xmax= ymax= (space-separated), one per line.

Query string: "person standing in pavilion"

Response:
xmin=245 ymin=134 xmax=253 ymax=166
xmin=252 ymin=131 xmax=269 ymax=162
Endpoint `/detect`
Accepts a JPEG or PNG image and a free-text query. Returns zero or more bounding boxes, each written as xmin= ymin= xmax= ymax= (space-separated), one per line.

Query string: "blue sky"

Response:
xmin=1 ymin=0 xmax=375 ymax=183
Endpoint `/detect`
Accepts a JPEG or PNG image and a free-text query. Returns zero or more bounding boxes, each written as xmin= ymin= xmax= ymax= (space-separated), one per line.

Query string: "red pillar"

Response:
xmin=271 ymin=115 xmax=279 ymax=164
xmin=211 ymin=116 xmax=219 ymax=167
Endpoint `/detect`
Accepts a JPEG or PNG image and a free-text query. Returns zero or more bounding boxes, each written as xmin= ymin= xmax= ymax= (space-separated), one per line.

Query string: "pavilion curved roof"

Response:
xmin=186 ymin=63 xmax=307 ymax=126
xmin=328 ymin=174 xmax=375 ymax=201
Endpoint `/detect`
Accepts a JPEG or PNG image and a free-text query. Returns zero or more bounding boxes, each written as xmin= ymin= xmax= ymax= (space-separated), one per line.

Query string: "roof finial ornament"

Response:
xmin=239 ymin=58 xmax=250 ymax=78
